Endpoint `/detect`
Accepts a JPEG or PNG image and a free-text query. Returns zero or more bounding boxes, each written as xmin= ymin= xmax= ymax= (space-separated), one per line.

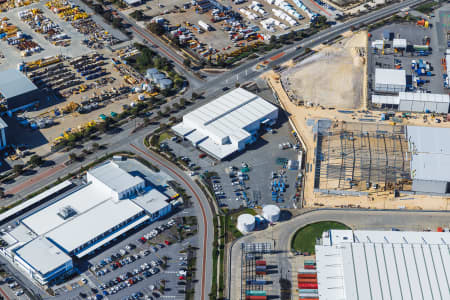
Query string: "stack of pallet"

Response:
xmin=298 ymin=261 xmax=318 ymax=300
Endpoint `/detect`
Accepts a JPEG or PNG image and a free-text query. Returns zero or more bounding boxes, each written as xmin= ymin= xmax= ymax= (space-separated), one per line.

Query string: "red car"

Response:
xmin=179 ymin=276 xmax=185 ymax=280
xmin=164 ymin=240 xmax=170 ymax=246
xmin=140 ymin=237 xmax=147 ymax=243
xmin=199 ymin=153 xmax=206 ymax=158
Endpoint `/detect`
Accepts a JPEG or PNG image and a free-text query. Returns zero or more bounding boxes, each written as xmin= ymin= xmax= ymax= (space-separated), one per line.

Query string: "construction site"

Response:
xmin=264 ymin=28 xmax=450 ymax=211
xmin=281 ymin=31 xmax=367 ymax=109
xmin=313 ymin=121 xmax=411 ymax=194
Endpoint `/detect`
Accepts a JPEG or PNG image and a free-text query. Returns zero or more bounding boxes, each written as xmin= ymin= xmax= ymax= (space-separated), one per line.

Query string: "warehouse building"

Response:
xmin=0 ymin=160 xmax=172 ymax=285
xmin=372 ymin=92 xmax=450 ymax=113
xmin=172 ymin=88 xmax=278 ymax=160
xmin=407 ymin=126 xmax=450 ymax=194
xmin=392 ymin=38 xmax=407 ymax=49
xmin=316 ymin=229 xmax=450 ymax=300
xmin=0 ymin=69 xmax=42 ymax=113
xmin=374 ymin=68 xmax=406 ymax=93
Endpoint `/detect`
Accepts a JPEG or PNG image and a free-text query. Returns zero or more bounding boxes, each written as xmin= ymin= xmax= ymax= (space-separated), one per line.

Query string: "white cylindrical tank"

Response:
xmin=237 ymin=214 xmax=255 ymax=233
xmin=263 ymin=205 xmax=280 ymax=222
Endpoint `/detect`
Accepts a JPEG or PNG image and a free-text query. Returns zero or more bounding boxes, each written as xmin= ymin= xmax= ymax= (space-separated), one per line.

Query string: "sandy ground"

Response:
xmin=282 ymin=31 xmax=367 ymax=109
xmin=263 ymin=32 xmax=450 ymax=210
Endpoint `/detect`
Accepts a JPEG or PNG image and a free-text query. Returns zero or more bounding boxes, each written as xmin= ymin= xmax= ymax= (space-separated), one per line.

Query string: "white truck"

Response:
xmin=198 ymin=20 xmax=212 ymax=31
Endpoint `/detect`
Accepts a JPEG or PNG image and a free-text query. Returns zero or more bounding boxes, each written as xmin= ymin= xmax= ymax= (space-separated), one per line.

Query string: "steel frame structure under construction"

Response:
xmin=314 ymin=122 xmax=412 ymax=192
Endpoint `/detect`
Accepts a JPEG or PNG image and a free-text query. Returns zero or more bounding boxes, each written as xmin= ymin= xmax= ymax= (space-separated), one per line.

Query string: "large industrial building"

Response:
xmin=0 ymin=69 xmax=42 ymax=113
xmin=0 ymin=160 xmax=172 ymax=285
xmin=407 ymin=126 xmax=450 ymax=194
xmin=374 ymin=68 xmax=406 ymax=93
xmin=172 ymin=88 xmax=278 ymax=160
xmin=315 ymin=229 xmax=450 ymax=300
xmin=372 ymin=92 xmax=450 ymax=113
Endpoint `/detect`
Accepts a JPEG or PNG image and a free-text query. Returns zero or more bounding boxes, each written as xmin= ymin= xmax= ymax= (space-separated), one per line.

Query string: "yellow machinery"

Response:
xmin=62 ymin=101 xmax=79 ymax=113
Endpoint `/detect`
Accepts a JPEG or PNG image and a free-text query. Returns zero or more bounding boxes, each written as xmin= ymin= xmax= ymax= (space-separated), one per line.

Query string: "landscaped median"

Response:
xmin=291 ymin=221 xmax=349 ymax=254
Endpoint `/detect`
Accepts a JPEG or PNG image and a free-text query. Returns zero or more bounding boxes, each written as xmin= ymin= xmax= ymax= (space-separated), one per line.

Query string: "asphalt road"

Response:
xmin=228 ymin=209 xmax=450 ymax=299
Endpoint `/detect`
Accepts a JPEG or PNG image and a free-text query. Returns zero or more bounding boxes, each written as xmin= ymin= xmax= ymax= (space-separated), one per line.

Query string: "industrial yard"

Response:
xmin=281 ymin=31 xmax=367 ymax=109
xmin=125 ymin=0 xmax=333 ymax=62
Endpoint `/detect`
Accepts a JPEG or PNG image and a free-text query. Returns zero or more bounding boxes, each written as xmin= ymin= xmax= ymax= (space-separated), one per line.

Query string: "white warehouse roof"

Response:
xmin=316 ymin=230 xmax=450 ymax=300
xmin=375 ymin=68 xmax=406 ymax=86
xmin=22 ymin=183 xmax=113 ymax=235
xmin=371 ymin=94 xmax=399 ymax=105
xmin=399 ymin=92 xmax=450 ymax=103
xmin=407 ymin=126 xmax=450 ymax=182
xmin=15 ymin=237 xmax=71 ymax=277
xmin=45 ymin=199 xmax=144 ymax=254
xmin=88 ymin=161 xmax=145 ymax=195
xmin=172 ymin=88 xmax=278 ymax=159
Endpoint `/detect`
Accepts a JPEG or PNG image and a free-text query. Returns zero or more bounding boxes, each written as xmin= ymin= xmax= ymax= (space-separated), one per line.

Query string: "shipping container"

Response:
xmin=298 ymin=279 xmax=317 ymax=284
xmin=255 ymin=260 xmax=266 ymax=266
xmin=255 ymin=271 xmax=266 ymax=275
xmin=304 ymin=265 xmax=316 ymax=270
xmin=245 ymin=296 xmax=267 ymax=300
xmin=298 ymin=283 xmax=318 ymax=289
xmin=298 ymin=274 xmax=317 ymax=279
xmin=299 ymin=289 xmax=318 ymax=293
xmin=246 ymin=290 xmax=267 ymax=296
xmin=255 ymin=266 xmax=267 ymax=271
xmin=304 ymin=260 xmax=316 ymax=265
xmin=246 ymin=280 xmax=267 ymax=285
xmin=299 ymin=294 xmax=319 ymax=298
xmin=298 ymin=269 xmax=317 ymax=274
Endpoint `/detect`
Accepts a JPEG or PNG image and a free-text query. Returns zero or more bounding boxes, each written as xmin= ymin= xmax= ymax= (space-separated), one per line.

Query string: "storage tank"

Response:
xmin=237 ymin=214 xmax=255 ymax=233
xmin=262 ymin=205 xmax=280 ymax=222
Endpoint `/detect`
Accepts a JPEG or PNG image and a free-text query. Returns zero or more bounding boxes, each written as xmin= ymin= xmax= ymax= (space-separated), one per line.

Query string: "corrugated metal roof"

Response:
xmin=375 ymin=68 xmax=406 ymax=86
xmin=316 ymin=230 xmax=450 ymax=300
xmin=371 ymin=94 xmax=399 ymax=105
xmin=0 ymin=69 xmax=38 ymax=99
xmin=399 ymin=92 xmax=449 ymax=103
xmin=173 ymin=88 xmax=278 ymax=159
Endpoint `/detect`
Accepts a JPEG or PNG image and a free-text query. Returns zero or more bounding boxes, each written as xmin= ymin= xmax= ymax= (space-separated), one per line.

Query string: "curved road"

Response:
xmin=228 ymin=209 xmax=450 ymax=299
xmin=129 ymin=143 xmax=214 ymax=300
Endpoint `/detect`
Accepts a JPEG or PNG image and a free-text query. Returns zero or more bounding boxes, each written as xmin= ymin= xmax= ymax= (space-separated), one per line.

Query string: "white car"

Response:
xmin=189 ymin=171 xmax=196 ymax=176
xmin=16 ymin=290 xmax=24 ymax=296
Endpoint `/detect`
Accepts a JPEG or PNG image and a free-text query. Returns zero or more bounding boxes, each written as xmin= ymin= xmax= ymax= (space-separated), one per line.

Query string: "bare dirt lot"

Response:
xmin=282 ymin=31 xmax=367 ymax=109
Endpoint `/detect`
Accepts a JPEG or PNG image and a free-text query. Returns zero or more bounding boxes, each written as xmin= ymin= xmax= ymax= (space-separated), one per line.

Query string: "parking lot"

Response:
xmin=368 ymin=21 xmax=447 ymax=97
xmin=165 ymin=110 xmax=302 ymax=209
xmin=51 ymin=211 xmax=197 ymax=300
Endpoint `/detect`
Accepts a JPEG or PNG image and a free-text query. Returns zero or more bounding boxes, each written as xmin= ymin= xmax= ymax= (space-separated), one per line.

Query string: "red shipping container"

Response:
xmin=255 ymin=260 xmax=266 ymax=266
xmin=298 ymin=283 xmax=318 ymax=289
xmin=255 ymin=271 xmax=266 ymax=275
xmin=298 ymin=274 xmax=317 ymax=279
xmin=304 ymin=265 xmax=316 ymax=270
xmin=298 ymin=279 xmax=317 ymax=284
xmin=246 ymin=296 xmax=267 ymax=300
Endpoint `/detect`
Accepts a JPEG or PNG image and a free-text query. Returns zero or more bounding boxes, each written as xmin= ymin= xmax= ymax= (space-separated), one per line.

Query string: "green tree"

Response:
xmin=183 ymin=58 xmax=191 ymax=67
xmin=13 ymin=164 xmax=24 ymax=175
xmin=69 ymin=153 xmax=77 ymax=161
xmin=29 ymin=155 xmax=43 ymax=167
xmin=92 ymin=142 xmax=100 ymax=150
xmin=147 ymin=22 xmax=165 ymax=36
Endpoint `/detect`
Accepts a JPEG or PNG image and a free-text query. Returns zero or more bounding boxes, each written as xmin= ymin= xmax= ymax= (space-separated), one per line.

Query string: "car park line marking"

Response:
xmin=130 ymin=144 xmax=208 ymax=300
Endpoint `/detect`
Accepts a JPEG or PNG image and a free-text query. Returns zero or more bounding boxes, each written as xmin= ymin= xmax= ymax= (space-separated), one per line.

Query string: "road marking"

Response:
xmin=0 ymin=287 xmax=10 ymax=300
xmin=129 ymin=144 xmax=209 ymax=300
